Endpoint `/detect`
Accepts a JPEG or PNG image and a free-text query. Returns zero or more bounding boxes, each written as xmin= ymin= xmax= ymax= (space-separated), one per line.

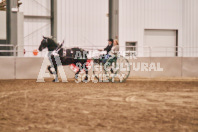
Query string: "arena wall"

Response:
xmin=0 ymin=57 xmax=198 ymax=80
xmin=129 ymin=57 xmax=151 ymax=78
xmin=15 ymin=57 xmax=44 ymax=79
xmin=150 ymin=57 xmax=182 ymax=78
xmin=129 ymin=57 xmax=183 ymax=78
xmin=0 ymin=57 xmax=15 ymax=79
xmin=182 ymin=57 xmax=198 ymax=78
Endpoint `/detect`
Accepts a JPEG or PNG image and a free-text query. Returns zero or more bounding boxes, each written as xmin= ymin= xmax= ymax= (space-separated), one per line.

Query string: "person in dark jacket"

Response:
xmin=98 ymin=39 xmax=114 ymax=54
xmin=104 ymin=39 xmax=114 ymax=54
xmin=97 ymin=39 xmax=114 ymax=64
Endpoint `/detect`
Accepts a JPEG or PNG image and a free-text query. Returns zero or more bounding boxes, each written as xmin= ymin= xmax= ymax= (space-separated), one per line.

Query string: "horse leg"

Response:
xmin=48 ymin=65 xmax=53 ymax=74
xmin=52 ymin=64 xmax=59 ymax=82
xmin=84 ymin=64 xmax=89 ymax=81
xmin=75 ymin=65 xmax=82 ymax=81
xmin=49 ymin=55 xmax=59 ymax=82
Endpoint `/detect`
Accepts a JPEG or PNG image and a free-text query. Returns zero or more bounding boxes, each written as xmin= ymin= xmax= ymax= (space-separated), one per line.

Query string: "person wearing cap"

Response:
xmin=98 ymin=39 xmax=114 ymax=54
xmin=102 ymin=39 xmax=119 ymax=64
xmin=104 ymin=39 xmax=114 ymax=54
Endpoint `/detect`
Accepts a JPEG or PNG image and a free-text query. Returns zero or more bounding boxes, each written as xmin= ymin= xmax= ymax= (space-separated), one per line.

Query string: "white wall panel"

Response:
xmin=57 ymin=0 xmax=108 ymax=48
xmin=19 ymin=0 xmax=51 ymax=51
xmin=144 ymin=0 xmax=182 ymax=29
xmin=0 ymin=57 xmax=15 ymax=79
xmin=182 ymin=0 xmax=198 ymax=57
xmin=144 ymin=0 xmax=183 ymax=55
xmin=20 ymin=0 xmax=50 ymax=16
xmin=19 ymin=0 xmax=198 ymax=57
xmin=119 ymin=0 xmax=185 ymax=56
xmin=24 ymin=19 xmax=51 ymax=45
xmin=119 ymin=0 xmax=145 ymax=55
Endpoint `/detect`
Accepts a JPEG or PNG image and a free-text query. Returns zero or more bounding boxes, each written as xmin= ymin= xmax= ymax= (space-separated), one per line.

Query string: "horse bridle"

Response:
xmin=44 ymin=38 xmax=48 ymax=45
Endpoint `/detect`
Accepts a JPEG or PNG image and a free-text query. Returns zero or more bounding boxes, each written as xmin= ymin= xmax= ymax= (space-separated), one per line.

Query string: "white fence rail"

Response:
xmin=0 ymin=44 xmax=15 ymax=55
xmin=0 ymin=45 xmax=198 ymax=57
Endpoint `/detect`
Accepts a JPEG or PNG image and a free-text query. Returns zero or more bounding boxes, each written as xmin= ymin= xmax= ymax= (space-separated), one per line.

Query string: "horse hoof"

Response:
xmin=52 ymin=79 xmax=59 ymax=82
xmin=83 ymin=77 xmax=89 ymax=83
xmin=83 ymin=80 xmax=88 ymax=83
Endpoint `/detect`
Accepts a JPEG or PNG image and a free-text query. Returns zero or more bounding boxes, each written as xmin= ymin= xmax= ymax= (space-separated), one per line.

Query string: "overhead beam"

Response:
xmin=24 ymin=15 xmax=51 ymax=19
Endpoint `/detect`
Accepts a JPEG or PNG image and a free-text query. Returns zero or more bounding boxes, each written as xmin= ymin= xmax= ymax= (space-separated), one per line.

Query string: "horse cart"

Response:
xmin=91 ymin=52 xmax=131 ymax=83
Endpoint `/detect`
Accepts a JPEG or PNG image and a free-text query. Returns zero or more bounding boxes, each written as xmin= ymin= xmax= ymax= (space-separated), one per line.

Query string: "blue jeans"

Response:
xmin=102 ymin=54 xmax=111 ymax=64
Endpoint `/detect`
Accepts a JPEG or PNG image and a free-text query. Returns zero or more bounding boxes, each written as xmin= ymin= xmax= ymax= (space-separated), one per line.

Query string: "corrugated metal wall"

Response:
xmin=57 ymin=0 xmax=108 ymax=48
xmin=182 ymin=0 xmax=198 ymax=56
xmin=19 ymin=0 xmax=198 ymax=56
xmin=119 ymin=0 xmax=145 ymax=53
xmin=119 ymin=0 xmax=182 ymax=55
xmin=20 ymin=0 xmax=51 ymax=46
xmin=119 ymin=0 xmax=198 ymax=56
xmin=144 ymin=0 xmax=182 ymax=29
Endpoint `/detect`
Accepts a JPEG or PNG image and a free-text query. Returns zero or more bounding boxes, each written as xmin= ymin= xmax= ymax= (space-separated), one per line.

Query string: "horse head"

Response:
xmin=39 ymin=36 xmax=58 ymax=51
xmin=38 ymin=36 xmax=49 ymax=51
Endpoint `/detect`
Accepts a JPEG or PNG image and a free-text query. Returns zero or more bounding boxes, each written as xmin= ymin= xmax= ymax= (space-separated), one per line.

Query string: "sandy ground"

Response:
xmin=0 ymin=79 xmax=198 ymax=132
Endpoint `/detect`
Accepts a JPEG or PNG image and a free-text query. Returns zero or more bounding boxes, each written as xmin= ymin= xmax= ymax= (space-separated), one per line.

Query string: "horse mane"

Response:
xmin=47 ymin=38 xmax=59 ymax=51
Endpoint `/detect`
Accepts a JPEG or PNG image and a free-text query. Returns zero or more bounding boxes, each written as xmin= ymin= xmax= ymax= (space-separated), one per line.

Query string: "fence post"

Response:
xmin=181 ymin=46 xmax=183 ymax=57
xmin=14 ymin=45 xmax=17 ymax=57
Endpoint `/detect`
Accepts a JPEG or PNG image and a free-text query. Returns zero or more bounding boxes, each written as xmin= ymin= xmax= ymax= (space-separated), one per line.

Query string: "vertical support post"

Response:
xmin=6 ymin=0 xmax=11 ymax=44
xmin=6 ymin=0 xmax=18 ymax=56
xmin=175 ymin=30 xmax=178 ymax=57
xmin=6 ymin=0 xmax=18 ymax=45
xmin=109 ymin=0 xmax=119 ymax=39
xmin=51 ymin=0 xmax=57 ymax=41
xmin=109 ymin=0 xmax=112 ymax=39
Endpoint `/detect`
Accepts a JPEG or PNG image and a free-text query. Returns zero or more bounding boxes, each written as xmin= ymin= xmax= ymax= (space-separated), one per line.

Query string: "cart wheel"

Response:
xmin=105 ymin=56 xmax=130 ymax=83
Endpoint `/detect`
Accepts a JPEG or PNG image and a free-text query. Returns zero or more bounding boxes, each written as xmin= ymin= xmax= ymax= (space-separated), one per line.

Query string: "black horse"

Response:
xmin=38 ymin=36 xmax=89 ymax=82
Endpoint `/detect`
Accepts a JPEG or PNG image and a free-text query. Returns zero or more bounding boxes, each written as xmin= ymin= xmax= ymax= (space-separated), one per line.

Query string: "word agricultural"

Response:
xmin=37 ymin=51 xmax=163 ymax=83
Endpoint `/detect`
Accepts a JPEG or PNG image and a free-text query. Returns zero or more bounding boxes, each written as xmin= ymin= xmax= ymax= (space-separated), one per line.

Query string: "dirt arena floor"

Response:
xmin=0 ymin=79 xmax=198 ymax=132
